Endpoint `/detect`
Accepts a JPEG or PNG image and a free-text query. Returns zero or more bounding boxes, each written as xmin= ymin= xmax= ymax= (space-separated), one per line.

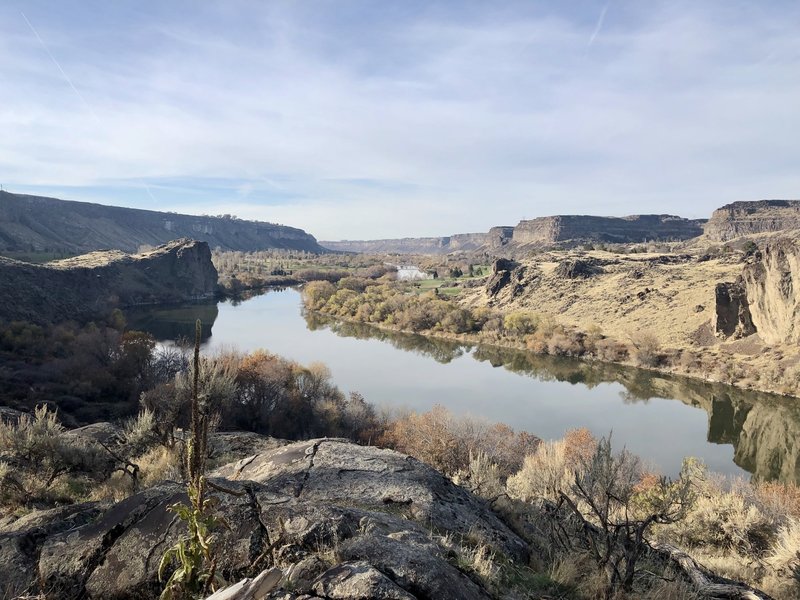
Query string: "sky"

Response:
xmin=0 ymin=1 xmax=799 ymax=240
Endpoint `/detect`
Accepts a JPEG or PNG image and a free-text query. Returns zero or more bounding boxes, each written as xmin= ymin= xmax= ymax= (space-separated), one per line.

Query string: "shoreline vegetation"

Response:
xmin=298 ymin=275 xmax=800 ymax=400
xmin=1 ymin=332 xmax=799 ymax=597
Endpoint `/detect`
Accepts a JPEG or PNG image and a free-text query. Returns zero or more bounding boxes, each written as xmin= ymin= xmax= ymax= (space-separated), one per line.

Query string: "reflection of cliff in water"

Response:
xmin=125 ymin=302 xmax=219 ymax=342
xmin=306 ymin=312 xmax=800 ymax=484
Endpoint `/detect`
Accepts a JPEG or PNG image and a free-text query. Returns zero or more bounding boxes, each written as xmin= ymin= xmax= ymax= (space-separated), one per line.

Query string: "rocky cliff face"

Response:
xmin=0 ymin=238 xmax=218 ymax=324
xmin=0 ymin=191 xmax=324 ymax=254
xmin=512 ymin=214 xmax=706 ymax=246
xmin=714 ymin=281 xmax=756 ymax=339
xmin=740 ymin=239 xmax=800 ymax=344
xmin=321 ymin=232 xmax=493 ymax=254
xmin=322 ymin=214 xmax=703 ymax=256
xmin=704 ymin=200 xmax=800 ymax=241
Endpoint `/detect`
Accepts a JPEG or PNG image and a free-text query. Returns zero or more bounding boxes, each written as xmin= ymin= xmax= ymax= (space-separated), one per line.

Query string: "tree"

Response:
xmin=555 ymin=436 xmax=693 ymax=598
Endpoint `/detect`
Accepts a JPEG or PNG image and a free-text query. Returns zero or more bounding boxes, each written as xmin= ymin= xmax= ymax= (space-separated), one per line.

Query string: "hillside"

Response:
xmin=0 ymin=238 xmax=218 ymax=324
xmin=0 ymin=191 xmax=324 ymax=254
xmin=458 ymin=238 xmax=800 ymax=396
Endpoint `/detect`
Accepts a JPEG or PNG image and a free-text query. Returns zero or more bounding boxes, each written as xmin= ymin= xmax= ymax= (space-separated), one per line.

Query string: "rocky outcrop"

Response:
xmin=714 ymin=281 xmax=756 ymax=339
xmin=486 ymin=226 xmax=515 ymax=248
xmin=512 ymin=214 xmax=705 ymax=246
xmin=0 ymin=238 xmax=218 ymax=324
xmin=704 ymin=200 xmax=800 ymax=241
xmin=740 ymin=239 xmax=800 ymax=344
xmin=0 ymin=439 xmax=527 ymax=599
xmin=554 ymin=258 xmax=604 ymax=279
xmin=485 ymin=258 xmax=523 ymax=298
xmin=0 ymin=191 xmax=324 ymax=254
xmin=321 ymin=232 xmax=492 ymax=255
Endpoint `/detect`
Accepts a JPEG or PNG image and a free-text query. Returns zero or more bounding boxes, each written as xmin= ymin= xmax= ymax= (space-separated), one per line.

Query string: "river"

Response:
xmin=126 ymin=287 xmax=800 ymax=483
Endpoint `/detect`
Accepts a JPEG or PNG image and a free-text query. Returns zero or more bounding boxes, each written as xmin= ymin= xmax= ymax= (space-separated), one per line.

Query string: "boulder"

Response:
xmin=5 ymin=439 xmax=527 ymax=599
xmin=554 ymin=258 xmax=603 ymax=279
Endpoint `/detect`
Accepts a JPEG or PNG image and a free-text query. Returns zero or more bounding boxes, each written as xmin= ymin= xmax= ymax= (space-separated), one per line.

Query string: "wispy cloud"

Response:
xmin=1 ymin=1 xmax=799 ymax=239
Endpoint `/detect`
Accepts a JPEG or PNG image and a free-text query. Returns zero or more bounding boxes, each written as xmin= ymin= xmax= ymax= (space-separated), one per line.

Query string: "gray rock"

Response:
xmin=337 ymin=535 xmax=489 ymax=600
xmin=11 ymin=439 xmax=528 ymax=599
xmin=0 ymin=502 xmax=105 ymax=599
xmin=312 ymin=561 xmax=416 ymax=599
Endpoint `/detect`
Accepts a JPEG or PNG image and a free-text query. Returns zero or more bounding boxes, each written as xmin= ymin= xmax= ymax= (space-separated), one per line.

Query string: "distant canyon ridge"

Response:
xmin=1 ymin=191 xmax=799 ymax=257
xmin=0 ymin=191 xmax=324 ymax=254
xmin=322 ymin=200 xmax=800 ymax=254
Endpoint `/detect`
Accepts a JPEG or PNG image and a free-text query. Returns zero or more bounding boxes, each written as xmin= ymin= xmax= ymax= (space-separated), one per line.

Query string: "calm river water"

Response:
xmin=127 ymin=288 xmax=800 ymax=483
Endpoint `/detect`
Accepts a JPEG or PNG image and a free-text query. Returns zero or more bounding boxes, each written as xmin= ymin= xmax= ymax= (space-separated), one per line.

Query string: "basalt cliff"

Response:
xmin=737 ymin=238 xmax=800 ymax=345
xmin=704 ymin=200 xmax=800 ymax=242
xmin=0 ymin=238 xmax=218 ymax=324
xmin=322 ymin=215 xmax=704 ymax=255
xmin=321 ymin=231 xmax=505 ymax=255
xmin=0 ymin=191 xmax=324 ymax=254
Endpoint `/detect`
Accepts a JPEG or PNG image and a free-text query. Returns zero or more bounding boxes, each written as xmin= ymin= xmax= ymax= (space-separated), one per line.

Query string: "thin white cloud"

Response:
xmin=588 ymin=3 xmax=609 ymax=47
xmin=0 ymin=2 xmax=799 ymax=239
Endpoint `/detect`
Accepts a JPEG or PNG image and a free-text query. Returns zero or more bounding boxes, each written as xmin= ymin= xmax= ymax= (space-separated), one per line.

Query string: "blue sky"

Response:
xmin=1 ymin=1 xmax=798 ymax=239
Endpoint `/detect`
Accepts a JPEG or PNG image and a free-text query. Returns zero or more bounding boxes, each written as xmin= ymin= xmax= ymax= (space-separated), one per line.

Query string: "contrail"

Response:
xmin=588 ymin=3 xmax=609 ymax=47
xmin=21 ymin=11 xmax=159 ymax=203
xmin=21 ymin=11 xmax=99 ymax=125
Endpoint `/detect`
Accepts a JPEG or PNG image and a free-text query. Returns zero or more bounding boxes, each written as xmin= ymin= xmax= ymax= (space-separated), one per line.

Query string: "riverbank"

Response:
xmin=302 ymin=276 xmax=800 ymax=400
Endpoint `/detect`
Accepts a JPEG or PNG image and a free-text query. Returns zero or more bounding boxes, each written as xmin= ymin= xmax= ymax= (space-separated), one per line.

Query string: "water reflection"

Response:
xmin=126 ymin=302 xmax=219 ymax=342
xmin=124 ymin=289 xmax=800 ymax=484
xmin=305 ymin=312 xmax=800 ymax=484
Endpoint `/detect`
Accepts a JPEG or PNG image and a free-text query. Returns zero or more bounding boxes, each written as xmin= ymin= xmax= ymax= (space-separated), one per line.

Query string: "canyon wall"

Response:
xmin=323 ymin=215 xmax=703 ymax=255
xmin=512 ymin=214 xmax=706 ymax=245
xmin=0 ymin=238 xmax=218 ymax=324
xmin=704 ymin=200 xmax=800 ymax=241
xmin=740 ymin=238 xmax=800 ymax=344
xmin=321 ymin=231 xmax=498 ymax=254
xmin=0 ymin=191 xmax=324 ymax=254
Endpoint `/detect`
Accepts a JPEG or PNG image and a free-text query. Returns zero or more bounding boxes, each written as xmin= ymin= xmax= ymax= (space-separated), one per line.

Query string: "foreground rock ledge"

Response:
xmin=0 ymin=439 xmax=527 ymax=599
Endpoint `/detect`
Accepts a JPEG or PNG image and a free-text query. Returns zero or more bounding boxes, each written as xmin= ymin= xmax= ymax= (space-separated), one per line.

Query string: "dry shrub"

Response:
xmin=454 ymin=450 xmax=504 ymax=501
xmin=0 ymin=406 xmax=111 ymax=509
xmin=595 ymin=338 xmax=629 ymax=362
xmin=383 ymin=405 xmax=474 ymax=474
xmin=667 ymin=480 xmax=777 ymax=557
xmin=480 ymin=422 xmax=540 ymax=475
xmin=137 ymin=445 xmax=183 ymax=488
xmin=91 ymin=471 xmax=134 ymax=502
xmin=546 ymin=330 xmax=584 ymax=356
xmin=506 ymin=429 xmax=596 ymax=503
xmin=767 ymin=517 xmax=800 ymax=577
xmin=631 ymin=331 xmax=662 ymax=367
xmin=507 ymin=439 xmax=576 ymax=502
xmin=563 ymin=428 xmax=597 ymax=465
xmin=755 ymin=481 xmax=800 ymax=520
xmin=383 ymin=405 xmax=537 ymax=478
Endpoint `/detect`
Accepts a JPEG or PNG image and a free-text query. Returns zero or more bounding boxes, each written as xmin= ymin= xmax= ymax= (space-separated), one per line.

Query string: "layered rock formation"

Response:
xmin=322 ymin=215 xmax=703 ymax=255
xmin=0 ymin=191 xmax=324 ymax=254
xmin=0 ymin=238 xmax=218 ymax=324
xmin=740 ymin=238 xmax=800 ymax=344
xmin=321 ymin=231 xmax=497 ymax=254
xmin=0 ymin=439 xmax=527 ymax=599
xmin=511 ymin=214 xmax=705 ymax=246
xmin=704 ymin=200 xmax=800 ymax=241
